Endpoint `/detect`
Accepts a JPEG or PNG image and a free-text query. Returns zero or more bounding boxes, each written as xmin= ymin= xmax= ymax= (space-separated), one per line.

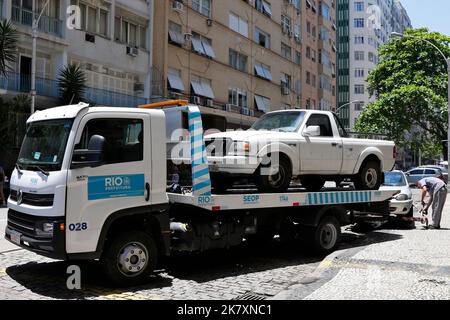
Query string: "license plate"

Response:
xmin=10 ymin=230 xmax=21 ymax=245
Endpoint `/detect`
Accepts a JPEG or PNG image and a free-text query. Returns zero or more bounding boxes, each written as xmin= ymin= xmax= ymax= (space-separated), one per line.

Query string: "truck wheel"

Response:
xmin=101 ymin=231 xmax=158 ymax=287
xmin=354 ymin=161 xmax=382 ymax=190
xmin=256 ymin=155 xmax=292 ymax=193
xmin=302 ymin=216 xmax=341 ymax=256
xmin=301 ymin=176 xmax=325 ymax=192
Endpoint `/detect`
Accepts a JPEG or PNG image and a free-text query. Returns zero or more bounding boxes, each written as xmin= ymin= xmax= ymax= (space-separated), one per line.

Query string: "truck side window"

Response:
xmin=306 ymin=115 xmax=333 ymax=137
xmin=76 ymin=119 xmax=143 ymax=164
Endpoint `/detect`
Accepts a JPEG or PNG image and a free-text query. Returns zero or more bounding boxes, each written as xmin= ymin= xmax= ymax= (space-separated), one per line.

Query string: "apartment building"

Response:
xmin=336 ymin=0 xmax=411 ymax=130
xmin=153 ymin=0 xmax=336 ymax=129
xmin=0 ymin=0 xmax=159 ymax=108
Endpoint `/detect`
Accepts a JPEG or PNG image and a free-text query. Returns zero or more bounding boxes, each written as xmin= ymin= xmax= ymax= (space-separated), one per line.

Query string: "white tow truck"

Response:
xmin=5 ymin=100 xmax=398 ymax=286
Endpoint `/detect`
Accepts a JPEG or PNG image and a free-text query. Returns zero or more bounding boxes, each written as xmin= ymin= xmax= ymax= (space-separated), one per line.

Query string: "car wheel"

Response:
xmin=101 ymin=231 xmax=158 ymax=287
xmin=256 ymin=155 xmax=292 ymax=193
xmin=354 ymin=161 xmax=382 ymax=190
xmin=301 ymin=176 xmax=325 ymax=192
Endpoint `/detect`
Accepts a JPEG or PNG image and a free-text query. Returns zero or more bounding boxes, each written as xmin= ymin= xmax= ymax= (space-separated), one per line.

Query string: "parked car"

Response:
xmin=418 ymin=166 xmax=448 ymax=183
xmin=405 ymin=167 xmax=445 ymax=186
xmin=205 ymin=110 xmax=396 ymax=193
xmin=380 ymin=171 xmax=413 ymax=217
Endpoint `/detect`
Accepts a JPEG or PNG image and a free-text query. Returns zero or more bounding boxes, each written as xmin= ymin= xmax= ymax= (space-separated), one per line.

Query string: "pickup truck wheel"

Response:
xmin=256 ymin=156 xmax=292 ymax=193
xmin=102 ymin=231 xmax=157 ymax=287
xmin=301 ymin=176 xmax=325 ymax=192
xmin=355 ymin=161 xmax=382 ymax=190
xmin=301 ymin=216 xmax=341 ymax=256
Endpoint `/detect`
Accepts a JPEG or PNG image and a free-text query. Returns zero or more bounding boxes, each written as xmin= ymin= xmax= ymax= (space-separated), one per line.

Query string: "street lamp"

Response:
xmin=392 ymin=32 xmax=450 ymax=181
xmin=335 ymin=100 xmax=364 ymax=129
xmin=30 ymin=0 xmax=50 ymax=114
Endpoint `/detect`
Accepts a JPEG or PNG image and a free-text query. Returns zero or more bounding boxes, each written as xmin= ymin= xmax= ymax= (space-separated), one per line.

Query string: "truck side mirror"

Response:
xmin=71 ymin=135 xmax=106 ymax=169
xmin=303 ymin=126 xmax=321 ymax=137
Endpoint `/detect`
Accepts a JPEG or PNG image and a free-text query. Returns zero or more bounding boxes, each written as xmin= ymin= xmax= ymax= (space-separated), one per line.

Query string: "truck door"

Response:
xmin=300 ymin=114 xmax=343 ymax=173
xmin=65 ymin=113 xmax=152 ymax=255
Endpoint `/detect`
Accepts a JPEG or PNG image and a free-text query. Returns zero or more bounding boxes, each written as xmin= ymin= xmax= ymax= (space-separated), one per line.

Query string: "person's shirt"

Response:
xmin=0 ymin=166 xmax=4 ymax=182
xmin=418 ymin=177 xmax=446 ymax=194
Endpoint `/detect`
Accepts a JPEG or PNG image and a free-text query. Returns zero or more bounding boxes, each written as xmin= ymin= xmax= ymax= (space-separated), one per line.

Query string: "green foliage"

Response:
xmin=0 ymin=97 xmax=30 ymax=150
xmin=0 ymin=20 xmax=18 ymax=77
xmin=58 ymin=64 xmax=86 ymax=105
xmin=355 ymin=28 xmax=450 ymax=160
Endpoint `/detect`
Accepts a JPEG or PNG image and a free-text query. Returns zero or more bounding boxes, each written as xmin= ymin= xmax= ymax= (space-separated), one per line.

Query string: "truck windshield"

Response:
xmin=17 ymin=119 xmax=74 ymax=172
xmin=250 ymin=112 xmax=306 ymax=132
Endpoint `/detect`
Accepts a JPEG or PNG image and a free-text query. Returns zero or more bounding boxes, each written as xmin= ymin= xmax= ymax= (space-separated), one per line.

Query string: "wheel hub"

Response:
xmin=365 ymin=168 xmax=378 ymax=188
xmin=320 ymin=224 xmax=337 ymax=250
xmin=117 ymin=242 xmax=148 ymax=277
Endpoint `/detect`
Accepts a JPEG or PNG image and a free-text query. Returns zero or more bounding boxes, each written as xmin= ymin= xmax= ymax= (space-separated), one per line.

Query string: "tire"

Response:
xmin=301 ymin=176 xmax=325 ymax=192
xmin=256 ymin=155 xmax=292 ymax=193
xmin=101 ymin=231 xmax=158 ymax=287
xmin=301 ymin=216 xmax=341 ymax=256
xmin=354 ymin=161 xmax=382 ymax=190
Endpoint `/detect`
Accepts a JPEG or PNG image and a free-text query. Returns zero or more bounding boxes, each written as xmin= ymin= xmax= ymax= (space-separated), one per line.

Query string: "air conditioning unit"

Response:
xmin=205 ymin=99 xmax=214 ymax=108
xmin=206 ymin=18 xmax=213 ymax=27
xmin=191 ymin=96 xmax=201 ymax=105
xmin=126 ymin=46 xmax=139 ymax=57
xmin=172 ymin=0 xmax=184 ymax=12
xmin=134 ymin=82 xmax=144 ymax=93
xmin=241 ymin=108 xmax=254 ymax=117
xmin=281 ymin=86 xmax=290 ymax=95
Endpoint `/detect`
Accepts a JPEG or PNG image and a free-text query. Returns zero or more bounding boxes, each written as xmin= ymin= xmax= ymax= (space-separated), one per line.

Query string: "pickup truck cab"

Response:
xmin=205 ymin=110 xmax=396 ymax=193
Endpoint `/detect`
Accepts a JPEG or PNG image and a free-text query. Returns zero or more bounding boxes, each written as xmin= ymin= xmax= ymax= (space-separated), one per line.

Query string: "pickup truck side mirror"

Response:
xmin=71 ymin=135 xmax=106 ymax=169
xmin=303 ymin=126 xmax=321 ymax=137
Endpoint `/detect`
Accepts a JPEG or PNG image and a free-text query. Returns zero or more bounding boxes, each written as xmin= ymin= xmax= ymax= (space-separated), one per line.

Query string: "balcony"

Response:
xmin=0 ymin=72 xmax=151 ymax=108
xmin=11 ymin=6 xmax=63 ymax=37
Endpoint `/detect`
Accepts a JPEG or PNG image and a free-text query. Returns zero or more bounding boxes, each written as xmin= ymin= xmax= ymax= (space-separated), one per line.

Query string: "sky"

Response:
xmin=400 ymin=0 xmax=450 ymax=36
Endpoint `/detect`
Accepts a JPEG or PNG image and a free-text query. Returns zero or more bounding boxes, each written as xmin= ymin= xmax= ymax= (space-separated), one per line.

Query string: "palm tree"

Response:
xmin=0 ymin=20 xmax=18 ymax=77
xmin=58 ymin=64 xmax=86 ymax=104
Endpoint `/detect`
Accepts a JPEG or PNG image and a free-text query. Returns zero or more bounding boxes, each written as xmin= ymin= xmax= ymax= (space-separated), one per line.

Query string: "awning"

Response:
xmin=192 ymin=37 xmax=205 ymax=55
xmin=254 ymin=64 xmax=272 ymax=81
xmin=168 ymin=29 xmax=184 ymax=45
xmin=255 ymin=95 xmax=270 ymax=113
xmin=168 ymin=69 xmax=184 ymax=91
xmin=191 ymin=79 xmax=215 ymax=99
xmin=262 ymin=2 xmax=272 ymax=16
xmin=201 ymin=41 xmax=216 ymax=58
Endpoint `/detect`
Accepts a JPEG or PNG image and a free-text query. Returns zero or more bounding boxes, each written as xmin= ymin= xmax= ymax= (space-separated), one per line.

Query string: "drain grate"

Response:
xmin=233 ymin=292 xmax=272 ymax=300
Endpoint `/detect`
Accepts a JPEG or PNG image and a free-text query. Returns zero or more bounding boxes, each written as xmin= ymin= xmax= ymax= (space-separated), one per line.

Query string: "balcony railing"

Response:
xmin=11 ymin=5 xmax=63 ymax=37
xmin=0 ymin=72 xmax=151 ymax=108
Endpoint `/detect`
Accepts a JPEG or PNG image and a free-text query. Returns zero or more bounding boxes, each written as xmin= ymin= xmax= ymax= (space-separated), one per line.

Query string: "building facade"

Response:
xmin=0 ymin=0 xmax=160 ymax=108
xmin=153 ymin=0 xmax=336 ymax=128
xmin=336 ymin=0 xmax=411 ymax=130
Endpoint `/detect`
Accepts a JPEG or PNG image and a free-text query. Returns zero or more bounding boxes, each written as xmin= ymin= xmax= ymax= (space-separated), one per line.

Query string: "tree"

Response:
xmin=355 ymin=28 xmax=450 ymax=160
xmin=0 ymin=20 xmax=18 ymax=77
xmin=58 ymin=64 xmax=86 ymax=105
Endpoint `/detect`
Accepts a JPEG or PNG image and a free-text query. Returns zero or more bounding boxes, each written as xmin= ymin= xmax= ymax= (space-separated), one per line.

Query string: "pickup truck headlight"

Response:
xmin=394 ymin=194 xmax=409 ymax=201
xmin=230 ymin=141 xmax=251 ymax=156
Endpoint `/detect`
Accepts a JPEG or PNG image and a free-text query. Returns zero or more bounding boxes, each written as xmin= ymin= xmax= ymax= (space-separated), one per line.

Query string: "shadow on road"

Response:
xmin=5 ymin=229 xmax=403 ymax=299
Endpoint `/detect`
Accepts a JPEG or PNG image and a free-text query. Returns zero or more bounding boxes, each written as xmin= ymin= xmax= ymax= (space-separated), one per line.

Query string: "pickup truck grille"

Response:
xmin=10 ymin=190 xmax=54 ymax=207
xmin=205 ymin=138 xmax=233 ymax=157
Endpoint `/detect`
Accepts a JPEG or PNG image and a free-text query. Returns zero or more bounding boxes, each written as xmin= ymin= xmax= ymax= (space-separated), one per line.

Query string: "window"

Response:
xmin=75 ymin=119 xmax=144 ymax=164
xmin=254 ymin=62 xmax=272 ymax=81
xmin=255 ymin=0 xmax=272 ymax=17
xmin=368 ymin=52 xmax=377 ymax=63
xmin=320 ymin=2 xmax=331 ymax=20
xmin=192 ymin=0 xmax=212 ymax=17
xmin=355 ymin=51 xmax=365 ymax=60
xmin=354 ymin=36 xmax=364 ymax=44
xmin=192 ymin=32 xmax=215 ymax=58
xmin=306 ymin=114 xmax=333 ymax=137
xmin=116 ymin=17 xmax=146 ymax=48
xmin=254 ymin=95 xmax=271 ymax=113
xmin=99 ymin=10 xmax=108 ymax=36
xmin=167 ymin=67 xmax=184 ymax=92
xmin=229 ymin=13 xmax=248 ymax=37
xmin=72 ymin=1 xmax=109 ymax=37
xmin=168 ymin=21 xmax=184 ymax=45
xmin=281 ymin=15 xmax=291 ymax=34
xmin=311 ymin=74 xmax=316 ymax=88
xmin=191 ymin=75 xmax=215 ymax=99
xmin=255 ymin=27 xmax=270 ymax=49
xmin=295 ymin=51 xmax=301 ymax=65
xmin=306 ymin=71 xmax=311 ymax=85
xmin=281 ymin=43 xmax=292 ymax=60
xmin=409 ymin=170 xmax=424 ymax=175
xmin=281 ymin=73 xmax=291 ymax=89
xmin=228 ymin=88 xmax=248 ymax=107
xmin=354 ymin=68 xmax=365 ymax=78
xmin=354 ymin=2 xmax=364 ymax=11
xmin=354 ymin=18 xmax=364 ymax=28
xmin=354 ymin=102 xmax=364 ymax=111
xmin=306 ymin=46 xmax=311 ymax=59
xmin=354 ymin=84 xmax=365 ymax=94
xmin=229 ymin=49 xmax=248 ymax=72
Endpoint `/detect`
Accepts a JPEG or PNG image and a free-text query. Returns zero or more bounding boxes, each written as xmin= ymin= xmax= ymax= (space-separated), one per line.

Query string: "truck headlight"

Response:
xmin=394 ymin=194 xmax=408 ymax=201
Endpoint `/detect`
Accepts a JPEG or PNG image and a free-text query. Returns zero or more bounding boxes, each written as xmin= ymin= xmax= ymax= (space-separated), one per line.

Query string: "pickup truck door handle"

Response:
xmin=331 ymin=142 xmax=338 ymax=147
xmin=145 ymin=183 xmax=150 ymax=202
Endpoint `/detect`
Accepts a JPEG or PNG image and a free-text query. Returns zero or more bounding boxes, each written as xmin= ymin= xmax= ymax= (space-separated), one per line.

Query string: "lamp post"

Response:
xmin=30 ymin=0 xmax=50 ymax=114
xmin=392 ymin=32 xmax=450 ymax=181
xmin=335 ymin=100 xmax=364 ymax=129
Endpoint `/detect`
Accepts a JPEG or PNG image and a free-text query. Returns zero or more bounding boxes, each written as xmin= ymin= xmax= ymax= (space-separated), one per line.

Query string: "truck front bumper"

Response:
xmin=4 ymin=209 xmax=66 ymax=260
xmin=208 ymin=156 xmax=260 ymax=175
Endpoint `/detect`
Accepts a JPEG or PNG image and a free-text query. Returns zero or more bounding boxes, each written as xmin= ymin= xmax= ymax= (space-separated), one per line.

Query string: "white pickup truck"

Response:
xmin=205 ymin=110 xmax=396 ymax=193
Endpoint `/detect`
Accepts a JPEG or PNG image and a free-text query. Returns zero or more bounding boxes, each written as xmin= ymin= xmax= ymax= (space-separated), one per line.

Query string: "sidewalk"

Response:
xmin=274 ymin=198 xmax=450 ymax=300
